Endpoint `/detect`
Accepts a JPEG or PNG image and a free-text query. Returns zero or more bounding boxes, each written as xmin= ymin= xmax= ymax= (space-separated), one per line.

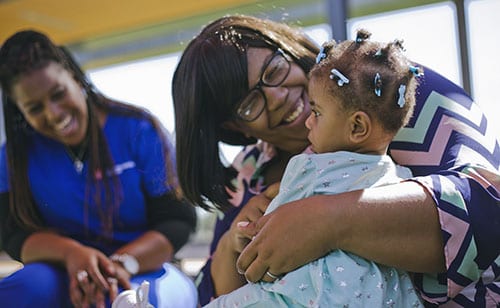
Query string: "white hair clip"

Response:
xmin=409 ymin=65 xmax=424 ymax=77
xmin=316 ymin=46 xmax=327 ymax=64
xmin=374 ymin=73 xmax=382 ymax=97
xmin=397 ymin=84 xmax=406 ymax=108
xmin=329 ymin=69 xmax=350 ymax=86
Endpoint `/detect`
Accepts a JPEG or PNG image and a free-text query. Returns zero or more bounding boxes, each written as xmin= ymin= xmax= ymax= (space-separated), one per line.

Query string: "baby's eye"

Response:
xmin=313 ymin=110 xmax=321 ymax=117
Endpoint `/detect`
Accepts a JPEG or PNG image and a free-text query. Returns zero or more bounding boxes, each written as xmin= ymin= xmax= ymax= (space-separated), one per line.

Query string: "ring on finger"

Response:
xmin=76 ymin=270 xmax=88 ymax=282
xmin=265 ymin=271 xmax=281 ymax=280
xmin=107 ymin=277 xmax=118 ymax=284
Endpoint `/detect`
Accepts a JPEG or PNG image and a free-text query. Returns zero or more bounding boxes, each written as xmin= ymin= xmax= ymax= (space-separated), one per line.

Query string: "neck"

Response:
xmin=65 ymin=136 xmax=89 ymax=173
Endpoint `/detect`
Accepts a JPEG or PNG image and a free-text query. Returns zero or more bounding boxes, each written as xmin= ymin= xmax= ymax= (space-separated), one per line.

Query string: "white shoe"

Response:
xmin=112 ymin=281 xmax=154 ymax=308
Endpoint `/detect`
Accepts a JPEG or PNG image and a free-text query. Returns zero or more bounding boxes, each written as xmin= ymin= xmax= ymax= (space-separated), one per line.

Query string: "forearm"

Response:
xmin=146 ymin=192 xmax=197 ymax=252
xmin=322 ymin=180 xmax=445 ymax=273
xmin=112 ymin=230 xmax=174 ymax=273
xmin=211 ymin=232 xmax=247 ymax=297
xmin=21 ymin=231 xmax=83 ymax=264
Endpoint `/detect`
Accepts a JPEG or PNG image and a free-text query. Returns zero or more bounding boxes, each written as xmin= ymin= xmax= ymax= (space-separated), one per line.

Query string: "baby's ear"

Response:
xmin=349 ymin=111 xmax=371 ymax=143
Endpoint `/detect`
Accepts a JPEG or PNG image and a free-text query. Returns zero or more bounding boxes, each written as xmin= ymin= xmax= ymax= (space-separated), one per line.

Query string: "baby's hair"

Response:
xmin=310 ymin=29 xmax=422 ymax=134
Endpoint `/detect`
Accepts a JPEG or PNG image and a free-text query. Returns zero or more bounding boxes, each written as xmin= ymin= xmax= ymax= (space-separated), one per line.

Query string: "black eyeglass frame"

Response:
xmin=235 ymin=48 xmax=291 ymax=122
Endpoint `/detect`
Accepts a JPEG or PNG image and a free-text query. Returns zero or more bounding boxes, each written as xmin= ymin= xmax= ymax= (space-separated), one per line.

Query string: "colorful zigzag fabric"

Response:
xmin=390 ymin=65 xmax=500 ymax=307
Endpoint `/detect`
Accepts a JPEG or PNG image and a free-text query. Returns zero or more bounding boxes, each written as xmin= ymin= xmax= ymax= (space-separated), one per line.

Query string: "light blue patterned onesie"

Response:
xmin=205 ymin=151 xmax=423 ymax=307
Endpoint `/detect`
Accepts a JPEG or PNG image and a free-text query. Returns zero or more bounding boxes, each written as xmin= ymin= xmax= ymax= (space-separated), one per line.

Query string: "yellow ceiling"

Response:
xmin=0 ymin=0 xmax=260 ymax=45
xmin=0 ymin=0 xmax=328 ymax=68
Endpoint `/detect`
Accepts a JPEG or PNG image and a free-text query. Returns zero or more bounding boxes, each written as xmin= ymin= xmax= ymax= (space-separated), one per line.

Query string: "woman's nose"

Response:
xmin=44 ymin=100 xmax=64 ymax=121
xmin=262 ymin=86 xmax=287 ymax=111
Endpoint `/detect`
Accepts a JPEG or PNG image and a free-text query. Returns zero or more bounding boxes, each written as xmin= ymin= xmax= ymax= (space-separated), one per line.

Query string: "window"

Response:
xmin=466 ymin=0 xmax=500 ymax=134
xmin=347 ymin=2 xmax=461 ymax=85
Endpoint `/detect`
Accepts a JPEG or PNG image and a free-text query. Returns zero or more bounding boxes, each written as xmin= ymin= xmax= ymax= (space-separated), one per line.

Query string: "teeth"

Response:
xmin=284 ymin=101 xmax=304 ymax=123
xmin=55 ymin=116 xmax=72 ymax=132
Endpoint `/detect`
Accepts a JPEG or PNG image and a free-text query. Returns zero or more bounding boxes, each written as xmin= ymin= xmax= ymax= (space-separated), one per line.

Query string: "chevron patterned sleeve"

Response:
xmin=388 ymin=65 xmax=500 ymax=307
xmin=411 ymin=169 xmax=499 ymax=306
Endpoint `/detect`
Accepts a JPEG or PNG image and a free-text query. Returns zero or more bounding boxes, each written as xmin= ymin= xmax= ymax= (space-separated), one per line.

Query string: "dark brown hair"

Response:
xmin=172 ymin=14 xmax=319 ymax=211
xmin=310 ymin=29 xmax=421 ymax=135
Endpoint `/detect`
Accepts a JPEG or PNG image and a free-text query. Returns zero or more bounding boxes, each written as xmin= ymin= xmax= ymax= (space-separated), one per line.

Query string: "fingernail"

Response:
xmin=237 ymin=221 xmax=249 ymax=227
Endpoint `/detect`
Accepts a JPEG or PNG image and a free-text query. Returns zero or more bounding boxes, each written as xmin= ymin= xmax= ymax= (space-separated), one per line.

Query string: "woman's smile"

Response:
xmin=53 ymin=114 xmax=79 ymax=138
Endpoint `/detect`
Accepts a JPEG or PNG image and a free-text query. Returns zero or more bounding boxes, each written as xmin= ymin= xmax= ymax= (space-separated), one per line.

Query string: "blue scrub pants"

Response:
xmin=0 ymin=262 xmax=198 ymax=307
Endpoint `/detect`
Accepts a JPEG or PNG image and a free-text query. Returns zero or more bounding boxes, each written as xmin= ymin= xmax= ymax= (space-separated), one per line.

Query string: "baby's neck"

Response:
xmin=345 ymin=142 xmax=389 ymax=156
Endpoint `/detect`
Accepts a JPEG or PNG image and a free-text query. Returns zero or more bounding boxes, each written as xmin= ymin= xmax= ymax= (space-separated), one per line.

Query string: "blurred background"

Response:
xmin=1 ymin=0 xmax=498 ymax=276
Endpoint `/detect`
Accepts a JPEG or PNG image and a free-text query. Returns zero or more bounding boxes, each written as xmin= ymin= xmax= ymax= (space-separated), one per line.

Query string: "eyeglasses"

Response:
xmin=235 ymin=49 xmax=291 ymax=122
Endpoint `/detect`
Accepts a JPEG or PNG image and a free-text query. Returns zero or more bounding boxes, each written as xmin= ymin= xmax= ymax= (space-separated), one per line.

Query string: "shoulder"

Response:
xmin=391 ymin=64 xmax=500 ymax=175
xmin=106 ymin=113 xmax=154 ymax=131
xmin=105 ymin=113 xmax=165 ymax=143
xmin=415 ymin=65 xmax=471 ymax=102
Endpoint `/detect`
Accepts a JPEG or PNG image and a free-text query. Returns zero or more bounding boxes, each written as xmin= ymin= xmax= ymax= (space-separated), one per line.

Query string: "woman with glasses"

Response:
xmin=172 ymin=14 xmax=500 ymax=307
